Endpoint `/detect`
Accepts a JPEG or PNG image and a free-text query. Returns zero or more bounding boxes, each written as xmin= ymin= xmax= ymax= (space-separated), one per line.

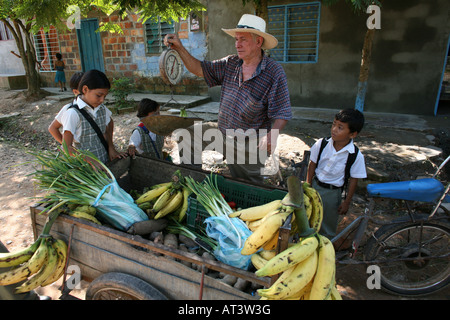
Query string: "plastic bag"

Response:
xmin=204 ymin=215 xmax=253 ymax=270
xmin=92 ymin=181 xmax=148 ymax=231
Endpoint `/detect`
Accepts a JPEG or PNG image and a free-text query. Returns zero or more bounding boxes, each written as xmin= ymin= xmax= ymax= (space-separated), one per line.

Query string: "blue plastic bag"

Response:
xmin=204 ymin=216 xmax=253 ymax=270
xmin=92 ymin=181 xmax=148 ymax=231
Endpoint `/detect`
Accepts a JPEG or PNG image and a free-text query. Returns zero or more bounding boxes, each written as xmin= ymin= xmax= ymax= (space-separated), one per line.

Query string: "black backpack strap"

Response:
xmin=69 ymin=104 xmax=109 ymax=155
xmin=343 ymin=144 xmax=359 ymax=192
xmin=316 ymin=136 xmax=329 ymax=165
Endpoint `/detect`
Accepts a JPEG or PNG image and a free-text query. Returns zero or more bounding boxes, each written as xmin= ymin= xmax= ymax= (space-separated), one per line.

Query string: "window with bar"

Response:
xmin=33 ymin=26 xmax=61 ymax=72
xmin=144 ymin=18 xmax=175 ymax=55
xmin=268 ymin=2 xmax=321 ymax=63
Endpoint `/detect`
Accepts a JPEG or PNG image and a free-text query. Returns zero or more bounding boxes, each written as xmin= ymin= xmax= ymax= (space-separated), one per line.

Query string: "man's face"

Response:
xmin=234 ymin=32 xmax=262 ymax=60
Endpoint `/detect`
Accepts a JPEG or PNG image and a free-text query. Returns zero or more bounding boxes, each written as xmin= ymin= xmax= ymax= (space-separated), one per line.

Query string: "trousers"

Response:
xmin=311 ymin=179 xmax=343 ymax=239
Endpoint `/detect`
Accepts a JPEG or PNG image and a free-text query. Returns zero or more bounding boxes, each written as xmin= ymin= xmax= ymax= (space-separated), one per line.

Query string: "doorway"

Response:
xmin=76 ymin=19 xmax=105 ymax=72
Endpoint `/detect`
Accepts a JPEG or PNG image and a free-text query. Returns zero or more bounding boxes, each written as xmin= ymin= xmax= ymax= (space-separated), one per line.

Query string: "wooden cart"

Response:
xmin=30 ymin=156 xmax=290 ymax=300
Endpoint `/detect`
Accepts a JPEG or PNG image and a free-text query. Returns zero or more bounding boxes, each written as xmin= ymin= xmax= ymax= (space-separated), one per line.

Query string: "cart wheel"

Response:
xmin=86 ymin=272 xmax=168 ymax=300
xmin=364 ymin=214 xmax=450 ymax=296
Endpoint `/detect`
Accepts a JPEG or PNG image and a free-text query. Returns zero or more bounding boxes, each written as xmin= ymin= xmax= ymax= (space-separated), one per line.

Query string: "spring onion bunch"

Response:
xmin=167 ymin=218 xmax=218 ymax=254
xmin=29 ymin=143 xmax=147 ymax=231
xmin=184 ymin=173 xmax=251 ymax=264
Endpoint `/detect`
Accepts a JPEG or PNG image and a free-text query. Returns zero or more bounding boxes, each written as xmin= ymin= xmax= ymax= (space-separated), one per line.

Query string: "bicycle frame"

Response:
xmin=332 ymin=154 xmax=450 ymax=264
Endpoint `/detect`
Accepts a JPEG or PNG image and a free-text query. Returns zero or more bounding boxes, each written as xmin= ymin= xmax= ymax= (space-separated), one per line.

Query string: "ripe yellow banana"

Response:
xmin=136 ymin=183 xmax=172 ymax=205
xmin=304 ymin=193 xmax=312 ymax=219
xmin=257 ymin=250 xmax=318 ymax=300
xmin=0 ymin=238 xmax=42 ymax=268
xmin=69 ymin=210 xmax=101 ymax=225
xmin=247 ymin=208 xmax=281 ymax=232
xmin=229 ymin=199 xmax=282 ymax=221
xmin=241 ymin=210 xmax=291 ymax=255
xmin=152 ymin=188 xmax=173 ymax=213
xmin=262 ymin=230 xmax=279 ymax=251
xmin=309 ymin=235 xmax=336 ymax=300
xmin=259 ymin=250 xmax=276 ymax=260
xmin=255 ymin=235 xmax=319 ymax=277
xmin=330 ymin=284 xmax=342 ymax=300
xmin=287 ymin=279 xmax=313 ymax=300
xmin=177 ymin=187 xmax=192 ymax=222
xmin=303 ymin=183 xmax=323 ymax=232
xmin=251 ymin=253 xmax=268 ymax=270
xmin=154 ymin=190 xmax=184 ymax=219
xmin=75 ymin=205 xmax=96 ymax=216
xmin=40 ymin=238 xmax=68 ymax=287
xmin=0 ymin=238 xmax=48 ymax=286
xmin=15 ymin=239 xmax=59 ymax=293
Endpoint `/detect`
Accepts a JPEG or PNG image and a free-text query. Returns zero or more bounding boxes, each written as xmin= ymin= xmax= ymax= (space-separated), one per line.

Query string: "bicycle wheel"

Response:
xmin=364 ymin=214 xmax=450 ymax=296
xmin=86 ymin=272 xmax=168 ymax=300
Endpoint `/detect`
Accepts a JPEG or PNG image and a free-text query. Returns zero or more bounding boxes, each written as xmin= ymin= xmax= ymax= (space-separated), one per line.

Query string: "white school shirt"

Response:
xmin=61 ymin=96 xmax=112 ymax=143
xmin=309 ymin=137 xmax=367 ymax=187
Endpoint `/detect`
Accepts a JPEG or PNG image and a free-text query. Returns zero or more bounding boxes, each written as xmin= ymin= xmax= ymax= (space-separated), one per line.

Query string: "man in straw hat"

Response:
xmin=164 ymin=14 xmax=292 ymax=183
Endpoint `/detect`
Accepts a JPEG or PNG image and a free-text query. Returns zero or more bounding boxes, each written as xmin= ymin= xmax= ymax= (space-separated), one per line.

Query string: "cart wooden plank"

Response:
xmin=30 ymin=155 xmax=289 ymax=300
xmin=32 ymin=208 xmax=267 ymax=300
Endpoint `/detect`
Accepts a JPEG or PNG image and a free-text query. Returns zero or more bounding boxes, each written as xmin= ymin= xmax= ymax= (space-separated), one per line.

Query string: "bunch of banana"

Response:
xmin=68 ymin=204 xmax=102 ymax=225
xmin=255 ymin=234 xmax=341 ymax=300
xmin=136 ymin=181 xmax=191 ymax=222
xmin=303 ymin=182 xmax=323 ymax=233
xmin=0 ymin=236 xmax=68 ymax=293
xmin=232 ymin=181 xmax=323 ymax=253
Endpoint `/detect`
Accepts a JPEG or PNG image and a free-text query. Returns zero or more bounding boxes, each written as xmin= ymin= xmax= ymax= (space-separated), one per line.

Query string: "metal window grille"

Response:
xmin=33 ymin=26 xmax=61 ymax=72
xmin=144 ymin=18 xmax=175 ymax=55
xmin=0 ymin=20 xmax=14 ymax=41
xmin=268 ymin=2 xmax=321 ymax=63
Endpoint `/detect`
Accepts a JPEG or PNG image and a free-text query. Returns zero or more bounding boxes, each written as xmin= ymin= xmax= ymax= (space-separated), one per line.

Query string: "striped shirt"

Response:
xmin=201 ymin=53 xmax=292 ymax=135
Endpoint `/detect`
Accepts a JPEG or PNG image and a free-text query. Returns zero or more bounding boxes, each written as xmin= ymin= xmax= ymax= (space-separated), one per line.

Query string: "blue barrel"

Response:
xmin=367 ymin=178 xmax=446 ymax=203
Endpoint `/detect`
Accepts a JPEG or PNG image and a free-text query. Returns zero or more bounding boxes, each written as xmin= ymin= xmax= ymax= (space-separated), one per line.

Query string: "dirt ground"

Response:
xmin=0 ymin=88 xmax=449 ymax=300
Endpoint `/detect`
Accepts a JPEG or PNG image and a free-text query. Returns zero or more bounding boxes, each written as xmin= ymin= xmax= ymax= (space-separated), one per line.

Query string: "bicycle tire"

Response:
xmin=364 ymin=214 xmax=450 ymax=296
xmin=85 ymin=272 xmax=168 ymax=300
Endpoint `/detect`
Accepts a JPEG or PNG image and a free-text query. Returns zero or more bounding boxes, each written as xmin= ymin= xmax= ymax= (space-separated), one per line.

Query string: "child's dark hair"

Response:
xmin=335 ymin=108 xmax=365 ymax=133
xmin=69 ymin=72 xmax=84 ymax=90
xmin=78 ymin=69 xmax=111 ymax=92
xmin=137 ymin=98 xmax=160 ymax=118
xmin=56 ymin=53 xmax=62 ymax=60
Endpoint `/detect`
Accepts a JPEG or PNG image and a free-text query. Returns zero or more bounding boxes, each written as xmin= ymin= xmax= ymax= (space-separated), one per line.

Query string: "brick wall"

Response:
xmin=40 ymin=12 xmax=208 ymax=96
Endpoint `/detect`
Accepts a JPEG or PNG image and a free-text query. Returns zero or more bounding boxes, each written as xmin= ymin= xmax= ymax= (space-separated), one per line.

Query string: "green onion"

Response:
xmin=183 ymin=173 xmax=246 ymax=247
xmin=29 ymin=142 xmax=147 ymax=231
xmin=167 ymin=218 xmax=218 ymax=254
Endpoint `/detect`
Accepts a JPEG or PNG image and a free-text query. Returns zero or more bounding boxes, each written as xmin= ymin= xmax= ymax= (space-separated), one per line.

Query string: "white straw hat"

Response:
xmin=222 ymin=14 xmax=278 ymax=50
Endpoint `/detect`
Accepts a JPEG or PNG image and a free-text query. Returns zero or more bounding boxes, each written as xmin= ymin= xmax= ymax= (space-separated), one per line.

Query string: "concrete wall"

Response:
xmin=205 ymin=0 xmax=450 ymax=115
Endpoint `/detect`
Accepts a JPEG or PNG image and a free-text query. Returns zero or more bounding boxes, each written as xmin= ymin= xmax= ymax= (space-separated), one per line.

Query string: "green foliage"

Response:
xmin=109 ymin=0 xmax=206 ymax=23
xmin=110 ymin=77 xmax=135 ymax=109
xmin=321 ymin=0 xmax=382 ymax=13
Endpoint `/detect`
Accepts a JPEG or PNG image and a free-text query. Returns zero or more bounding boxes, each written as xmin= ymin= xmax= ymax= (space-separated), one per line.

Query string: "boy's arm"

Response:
xmin=338 ymin=177 xmax=358 ymax=215
xmin=306 ymin=160 xmax=317 ymax=185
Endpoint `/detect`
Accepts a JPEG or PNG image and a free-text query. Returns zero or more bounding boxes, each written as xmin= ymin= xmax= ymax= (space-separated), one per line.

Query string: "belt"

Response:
xmin=314 ymin=177 xmax=342 ymax=190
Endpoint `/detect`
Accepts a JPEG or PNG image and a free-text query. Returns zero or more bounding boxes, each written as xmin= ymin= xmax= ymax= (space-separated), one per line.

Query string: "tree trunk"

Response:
xmin=355 ymin=28 xmax=375 ymax=112
xmin=255 ymin=0 xmax=268 ymax=23
xmin=3 ymin=18 xmax=42 ymax=100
